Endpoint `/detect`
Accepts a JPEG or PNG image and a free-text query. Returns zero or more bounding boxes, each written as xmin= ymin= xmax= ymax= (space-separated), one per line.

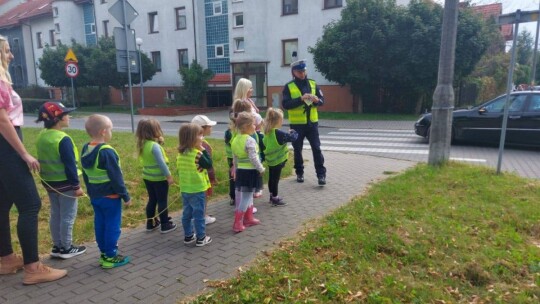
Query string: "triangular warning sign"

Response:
xmin=64 ymin=48 xmax=78 ymax=62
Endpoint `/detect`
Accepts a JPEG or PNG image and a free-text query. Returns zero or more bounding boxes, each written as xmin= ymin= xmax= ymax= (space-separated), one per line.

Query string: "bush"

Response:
xmin=22 ymin=98 xmax=56 ymax=114
xmin=17 ymin=85 xmax=50 ymax=99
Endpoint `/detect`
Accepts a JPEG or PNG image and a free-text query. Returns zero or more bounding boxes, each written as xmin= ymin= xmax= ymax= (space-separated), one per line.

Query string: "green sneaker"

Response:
xmin=101 ymin=255 xmax=130 ymax=269
xmin=98 ymin=253 xmax=106 ymax=266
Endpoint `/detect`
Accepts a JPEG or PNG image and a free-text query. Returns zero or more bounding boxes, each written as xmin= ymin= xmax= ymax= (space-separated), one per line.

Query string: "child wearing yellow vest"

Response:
xmin=231 ymin=112 xmax=265 ymax=233
xmin=35 ymin=102 xmax=86 ymax=259
xmin=136 ymin=119 xmax=176 ymax=234
xmin=263 ymin=108 xmax=298 ymax=206
xmin=177 ymin=123 xmax=212 ymax=247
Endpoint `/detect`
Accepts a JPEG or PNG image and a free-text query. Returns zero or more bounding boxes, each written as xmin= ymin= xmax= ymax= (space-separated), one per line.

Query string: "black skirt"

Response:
xmin=235 ymin=169 xmax=263 ymax=192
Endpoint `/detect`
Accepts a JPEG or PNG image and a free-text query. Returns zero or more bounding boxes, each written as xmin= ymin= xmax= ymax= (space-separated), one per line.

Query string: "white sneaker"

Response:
xmin=253 ymin=207 xmax=257 ymax=213
xmin=205 ymin=215 xmax=216 ymax=225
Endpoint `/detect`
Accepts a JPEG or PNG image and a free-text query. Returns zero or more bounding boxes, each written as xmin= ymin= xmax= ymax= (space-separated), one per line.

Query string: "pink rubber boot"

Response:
xmin=233 ymin=211 xmax=245 ymax=232
xmin=243 ymin=206 xmax=260 ymax=227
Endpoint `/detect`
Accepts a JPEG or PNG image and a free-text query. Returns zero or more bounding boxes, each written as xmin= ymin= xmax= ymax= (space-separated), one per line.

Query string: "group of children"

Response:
xmin=33 ymin=89 xmax=296 ymax=269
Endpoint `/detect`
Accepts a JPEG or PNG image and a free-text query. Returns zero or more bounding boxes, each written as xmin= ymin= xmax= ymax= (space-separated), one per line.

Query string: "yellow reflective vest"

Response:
xmin=287 ymin=79 xmax=318 ymax=124
xmin=140 ymin=140 xmax=169 ymax=181
xmin=36 ymin=129 xmax=81 ymax=181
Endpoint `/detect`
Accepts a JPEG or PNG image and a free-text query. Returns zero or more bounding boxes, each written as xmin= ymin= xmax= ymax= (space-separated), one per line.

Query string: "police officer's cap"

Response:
xmin=291 ymin=59 xmax=307 ymax=71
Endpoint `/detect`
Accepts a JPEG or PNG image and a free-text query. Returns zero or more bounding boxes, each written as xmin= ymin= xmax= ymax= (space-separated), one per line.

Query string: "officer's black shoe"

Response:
xmin=296 ymin=174 xmax=304 ymax=183
xmin=318 ymin=176 xmax=326 ymax=186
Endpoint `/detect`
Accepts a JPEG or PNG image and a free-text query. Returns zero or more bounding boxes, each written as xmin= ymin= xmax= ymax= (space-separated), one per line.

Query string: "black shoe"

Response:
xmin=160 ymin=222 xmax=177 ymax=234
xmin=59 ymin=245 xmax=87 ymax=259
xmin=296 ymin=174 xmax=304 ymax=183
xmin=229 ymin=198 xmax=235 ymax=206
xmin=146 ymin=218 xmax=161 ymax=231
xmin=318 ymin=176 xmax=326 ymax=186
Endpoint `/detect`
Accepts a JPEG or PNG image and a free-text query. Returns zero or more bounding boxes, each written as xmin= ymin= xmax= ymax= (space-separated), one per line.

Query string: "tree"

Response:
xmin=38 ymin=37 xmax=156 ymax=107
xmin=309 ymin=0 xmax=493 ymax=113
xmin=176 ymin=60 xmax=214 ymax=106
xmin=516 ymin=30 xmax=533 ymax=66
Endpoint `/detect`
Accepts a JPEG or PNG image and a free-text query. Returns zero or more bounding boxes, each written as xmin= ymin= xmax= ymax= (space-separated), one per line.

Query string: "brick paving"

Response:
xmin=0 ymin=151 xmax=414 ymax=303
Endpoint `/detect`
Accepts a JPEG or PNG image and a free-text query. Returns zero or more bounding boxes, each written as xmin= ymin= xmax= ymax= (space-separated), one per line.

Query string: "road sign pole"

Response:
xmin=71 ymin=78 xmax=75 ymax=107
xmin=122 ymin=0 xmax=135 ymax=133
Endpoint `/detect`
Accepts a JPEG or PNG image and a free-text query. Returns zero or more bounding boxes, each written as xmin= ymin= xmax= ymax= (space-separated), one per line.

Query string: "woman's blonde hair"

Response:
xmin=0 ymin=35 xmax=12 ymax=84
xmin=263 ymin=108 xmax=284 ymax=135
xmin=235 ymin=112 xmax=255 ymax=134
xmin=136 ymin=119 xmax=164 ymax=155
xmin=233 ymin=78 xmax=252 ymax=101
xmin=178 ymin=123 xmax=203 ymax=154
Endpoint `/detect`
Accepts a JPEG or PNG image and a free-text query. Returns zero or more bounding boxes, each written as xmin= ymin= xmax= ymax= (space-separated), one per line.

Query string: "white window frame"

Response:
xmin=282 ymin=39 xmax=298 ymax=65
xmin=54 ymin=23 xmax=60 ymax=33
xmin=215 ymin=44 xmax=224 ymax=58
xmin=234 ymin=37 xmax=244 ymax=52
xmin=175 ymin=7 xmax=187 ymax=30
xmin=149 ymin=12 xmax=159 ymax=33
xmin=90 ymin=23 xmax=96 ymax=34
xmin=213 ymin=2 xmax=222 ymax=15
xmin=233 ymin=13 xmax=243 ymax=28
xmin=53 ymin=7 xmax=58 ymax=17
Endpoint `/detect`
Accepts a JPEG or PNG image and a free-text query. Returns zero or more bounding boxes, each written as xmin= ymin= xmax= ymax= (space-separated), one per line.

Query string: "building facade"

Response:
xmin=0 ymin=0 xmax=367 ymax=111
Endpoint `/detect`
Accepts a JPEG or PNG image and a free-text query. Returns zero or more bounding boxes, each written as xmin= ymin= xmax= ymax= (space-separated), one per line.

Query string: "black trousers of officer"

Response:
xmin=290 ymin=122 xmax=326 ymax=178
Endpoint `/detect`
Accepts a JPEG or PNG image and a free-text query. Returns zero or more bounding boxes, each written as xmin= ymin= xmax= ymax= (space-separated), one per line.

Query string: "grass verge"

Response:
xmin=11 ymin=128 xmax=291 ymax=255
xmin=189 ymin=163 xmax=540 ymax=303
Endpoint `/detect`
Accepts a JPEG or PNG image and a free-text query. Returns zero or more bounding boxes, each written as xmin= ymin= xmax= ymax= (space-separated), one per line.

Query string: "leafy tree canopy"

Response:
xmin=176 ymin=60 xmax=214 ymax=106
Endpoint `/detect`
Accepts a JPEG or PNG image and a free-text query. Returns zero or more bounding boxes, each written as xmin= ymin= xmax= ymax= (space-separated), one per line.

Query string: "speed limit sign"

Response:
xmin=65 ymin=62 xmax=79 ymax=78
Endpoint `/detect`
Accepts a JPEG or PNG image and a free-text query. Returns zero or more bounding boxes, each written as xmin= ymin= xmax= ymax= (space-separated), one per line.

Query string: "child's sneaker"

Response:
xmin=253 ymin=190 xmax=263 ymax=198
xmin=146 ymin=218 xmax=161 ymax=231
xmin=196 ymin=236 xmax=212 ymax=247
xmin=50 ymin=246 xmax=61 ymax=258
xmin=229 ymin=198 xmax=235 ymax=206
xmin=270 ymin=196 xmax=287 ymax=207
xmin=101 ymin=255 xmax=130 ymax=269
xmin=59 ymin=245 xmax=87 ymax=259
xmin=184 ymin=234 xmax=196 ymax=245
xmin=205 ymin=215 xmax=216 ymax=225
xmin=160 ymin=222 xmax=177 ymax=234
xmin=98 ymin=253 xmax=105 ymax=265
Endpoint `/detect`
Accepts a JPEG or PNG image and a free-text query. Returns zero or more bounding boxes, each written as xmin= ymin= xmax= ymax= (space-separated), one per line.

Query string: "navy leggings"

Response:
xmin=0 ymin=128 xmax=41 ymax=264
xmin=143 ymin=179 xmax=170 ymax=224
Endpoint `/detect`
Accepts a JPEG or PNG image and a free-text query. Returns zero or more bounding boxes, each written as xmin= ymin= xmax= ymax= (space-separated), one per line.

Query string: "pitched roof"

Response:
xmin=0 ymin=0 xmax=53 ymax=28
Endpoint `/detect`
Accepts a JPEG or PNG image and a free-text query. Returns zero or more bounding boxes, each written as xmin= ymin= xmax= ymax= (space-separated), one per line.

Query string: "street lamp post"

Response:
xmin=136 ymin=37 xmax=145 ymax=108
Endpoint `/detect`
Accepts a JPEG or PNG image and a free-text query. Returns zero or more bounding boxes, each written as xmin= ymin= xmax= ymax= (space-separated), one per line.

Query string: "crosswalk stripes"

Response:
xmin=296 ymin=128 xmax=487 ymax=163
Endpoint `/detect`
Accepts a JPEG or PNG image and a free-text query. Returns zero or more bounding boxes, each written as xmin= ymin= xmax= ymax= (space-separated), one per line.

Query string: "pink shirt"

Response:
xmin=0 ymin=80 xmax=23 ymax=126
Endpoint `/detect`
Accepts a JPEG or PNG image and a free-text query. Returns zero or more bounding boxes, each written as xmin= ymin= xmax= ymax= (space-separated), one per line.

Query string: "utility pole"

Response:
xmin=530 ymin=2 xmax=540 ymax=87
xmin=428 ymin=0 xmax=459 ymax=166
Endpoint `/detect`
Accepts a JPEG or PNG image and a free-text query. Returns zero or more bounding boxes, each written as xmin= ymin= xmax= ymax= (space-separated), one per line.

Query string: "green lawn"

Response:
xmin=189 ymin=163 xmax=540 ymax=303
xmin=12 ymin=128 xmax=292 ymax=254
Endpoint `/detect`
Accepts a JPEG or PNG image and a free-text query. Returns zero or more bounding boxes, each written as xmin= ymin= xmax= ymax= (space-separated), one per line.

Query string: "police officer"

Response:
xmin=282 ymin=59 xmax=326 ymax=186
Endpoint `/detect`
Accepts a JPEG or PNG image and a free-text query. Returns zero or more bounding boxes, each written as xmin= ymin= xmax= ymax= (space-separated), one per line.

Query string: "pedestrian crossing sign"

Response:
xmin=64 ymin=48 xmax=78 ymax=63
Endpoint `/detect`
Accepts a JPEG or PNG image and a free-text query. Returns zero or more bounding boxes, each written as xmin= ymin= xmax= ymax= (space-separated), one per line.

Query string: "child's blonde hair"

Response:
xmin=178 ymin=123 xmax=203 ymax=154
xmin=136 ymin=119 xmax=164 ymax=155
xmin=233 ymin=78 xmax=252 ymax=101
xmin=0 ymin=35 xmax=12 ymax=84
xmin=85 ymin=114 xmax=111 ymax=138
xmin=263 ymin=108 xmax=284 ymax=135
xmin=235 ymin=112 xmax=255 ymax=134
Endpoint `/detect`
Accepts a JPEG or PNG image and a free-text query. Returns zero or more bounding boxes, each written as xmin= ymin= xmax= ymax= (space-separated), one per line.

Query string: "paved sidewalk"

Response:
xmin=0 ymin=151 xmax=414 ymax=303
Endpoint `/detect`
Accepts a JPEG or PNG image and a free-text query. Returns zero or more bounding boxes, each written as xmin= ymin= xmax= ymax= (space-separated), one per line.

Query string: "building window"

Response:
xmin=178 ymin=49 xmax=189 ymax=69
xmin=90 ymin=23 xmax=96 ymax=34
xmin=49 ymin=30 xmax=56 ymax=46
xmin=36 ymin=32 xmax=43 ymax=48
xmin=234 ymin=37 xmax=244 ymax=52
xmin=151 ymin=51 xmax=161 ymax=71
xmin=215 ymin=45 xmax=224 ymax=58
xmin=167 ymin=90 xmax=175 ymax=100
xmin=175 ymin=7 xmax=187 ymax=30
xmin=213 ymin=2 xmax=222 ymax=15
xmin=54 ymin=23 xmax=60 ymax=33
xmin=324 ymin=0 xmax=342 ymax=9
xmin=283 ymin=0 xmax=298 ymax=15
xmin=103 ymin=20 xmax=109 ymax=37
xmin=101 ymin=0 xmax=107 ymax=3
xmin=149 ymin=12 xmax=159 ymax=33
xmin=233 ymin=13 xmax=243 ymax=27
xmin=282 ymin=39 xmax=298 ymax=65
xmin=53 ymin=7 xmax=58 ymax=17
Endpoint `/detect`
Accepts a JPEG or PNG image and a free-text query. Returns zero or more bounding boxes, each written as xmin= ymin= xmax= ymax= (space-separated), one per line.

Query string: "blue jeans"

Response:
xmin=48 ymin=190 xmax=78 ymax=249
xmin=91 ymin=197 xmax=122 ymax=258
xmin=181 ymin=192 xmax=206 ymax=238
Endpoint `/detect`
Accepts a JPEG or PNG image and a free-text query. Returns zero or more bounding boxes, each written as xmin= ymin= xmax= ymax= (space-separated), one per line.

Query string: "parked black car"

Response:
xmin=414 ymin=91 xmax=540 ymax=146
